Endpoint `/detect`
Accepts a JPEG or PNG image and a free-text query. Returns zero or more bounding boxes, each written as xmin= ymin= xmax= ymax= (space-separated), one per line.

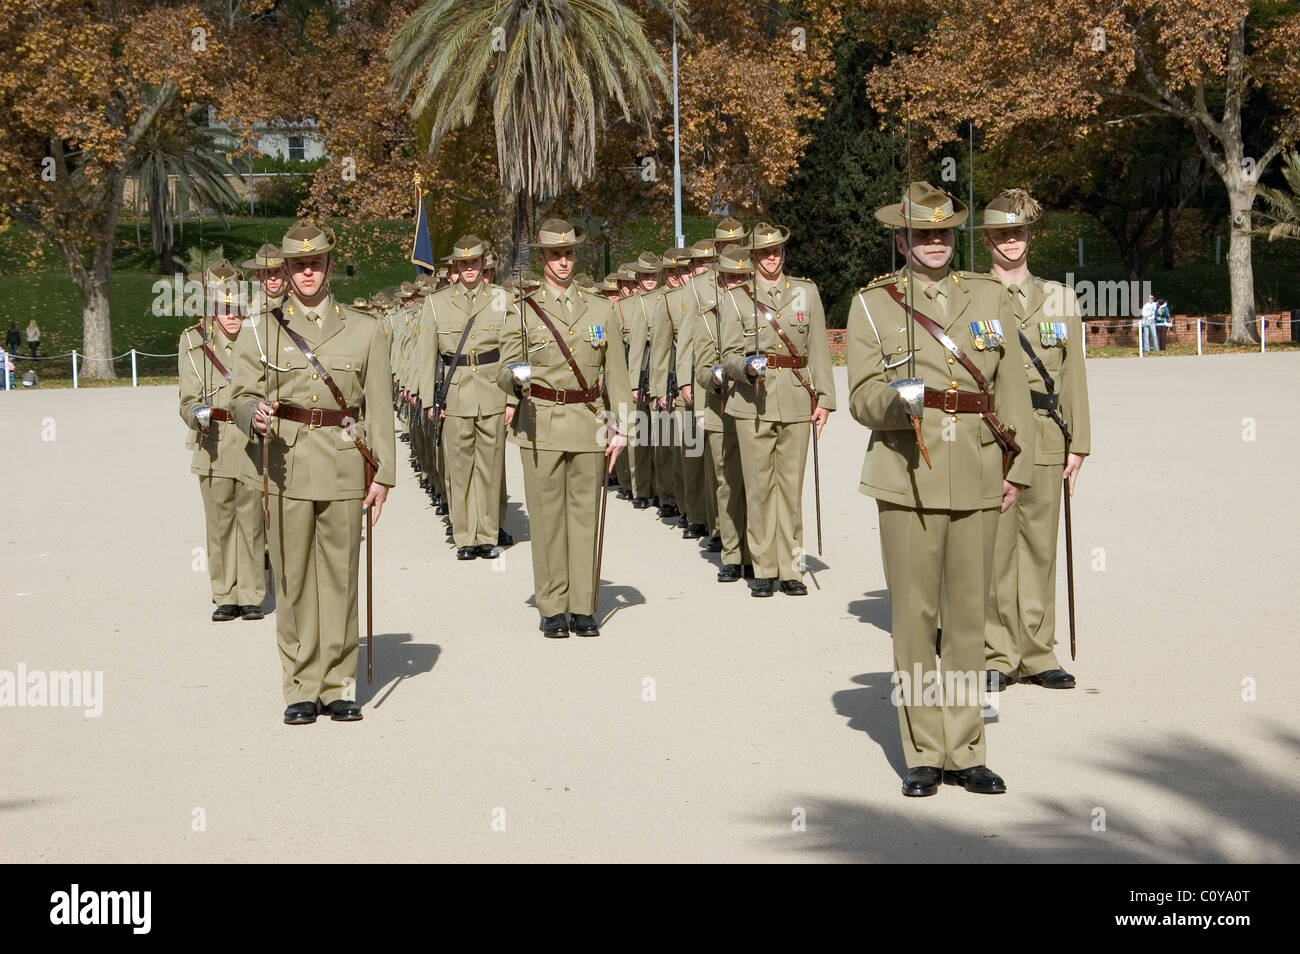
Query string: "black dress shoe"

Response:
xmin=435 ymin=502 xmax=449 ymax=516
xmin=211 ymin=604 xmax=241 ymax=622
xmin=742 ymin=564 xmax=755 ymax=579
xmin=569 ymin=614 xmax=600 ymax=637
xmin=902 ymin=766 xmax=942 ymax=797
xmin=705 ymin=535 xmax=722 ymax=552
xmin=616 ymin=489 xmax=633 ymax=501
xmin=683 ymin=523 xmax=706 ymax=539
xmin=751 ymin=577 xmax=775 ymax=598
xmin=539 ymin=614 xmax=570 ymax=638
xmin=657 ymin=503 xmax=680 ymax=518
xmin=649 ymin=497 xmax=660 ymax=508
xmin=632 ymin=497 xmax=651 ymax=510
xmin=283 ymin=702 xmax=317 ymax=726
xmin=717 ymin=563 xmax=742 ymax=583
xmin=476 ymin=544 xmax=497 ymax=559
xmin=779 ymin=580 xmax=808 ymax=596
xmin=985 ymin=670 xmax=1016 ymax=692
xmin=1022 ymin=669 xmax=1076 ymax=689
xmin=321 ymin=699 xmax=363 ymax=722
xmin=457 ymin=547 xmax=477 ymax=560
xmin=675 ymin=515 xmax=688 ymax=529
xmin=240 ymin=605 xmax=265 ymax=621
xmin=497 ymin=529 xmax=514 ymax=547
xmin=943 ymin=765 xmax=1007 ymax=794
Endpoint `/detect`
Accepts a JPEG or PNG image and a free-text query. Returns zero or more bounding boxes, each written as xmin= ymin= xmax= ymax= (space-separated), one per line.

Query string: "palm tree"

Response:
xmin=1254 ymin=150 xmax=1300 ymax=243
xmin=128 ymin=93 xmax=242 ymax=274
xmin=389 ymin=0 xmax=678 ymax=269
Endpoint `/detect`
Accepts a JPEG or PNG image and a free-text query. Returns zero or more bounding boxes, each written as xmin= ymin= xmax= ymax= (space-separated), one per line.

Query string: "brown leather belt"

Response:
xmin=209 ymin=408 xmax=232 ymax=423
xmin=528 ymin=384 xmax=603 ymax=404
xmin=443 ymin=348 xmax=500 ymax=368
xmin=923 ymin=387 xmax=993 ymax=414
xmin=764 ymin=352 xmax=807 ymax=369
xmin=274 ymin=403 xmax=360 ymax=428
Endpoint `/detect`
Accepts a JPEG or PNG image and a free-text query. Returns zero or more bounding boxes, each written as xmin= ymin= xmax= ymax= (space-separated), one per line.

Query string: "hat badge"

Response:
xmin=300 ymin=238 xmax=315 ymax=252
xmin=1005 ymin=212 xmax=1018 ymax=223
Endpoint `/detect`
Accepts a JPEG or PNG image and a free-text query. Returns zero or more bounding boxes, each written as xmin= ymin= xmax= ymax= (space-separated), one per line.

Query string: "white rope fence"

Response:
xmin=1 ymin=348 xmax=179 ymax=390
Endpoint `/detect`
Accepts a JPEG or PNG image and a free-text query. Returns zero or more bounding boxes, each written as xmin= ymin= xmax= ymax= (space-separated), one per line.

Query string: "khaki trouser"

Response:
xmin=698 ymin=415 xmax=718 ymax=534
xmin=735 ymin=417 xmax=809 ymax=580
xmin=986 ymin=462 xmax=1066 ymax=676
xmin=629 ymin=396 xmax=655 ymax=499
xmin=198 ymin=475 xmax=266 ymax=606
xmin=653 ymin=405 xmax=676 ymax=505
xmin=878 ymin=503 xmax=998 ymax=771
xmin=520 ymin=447 xmax=601 ymax=617
xmin=267 ymin=495 xmax=362 ymax=706
xmin=677 ymin=408 xmax=708 ymax=526
xmin=443 ymin=412 xmax=505 ymax=547
xmin=706 ymin=426 xmax=748 ymax=566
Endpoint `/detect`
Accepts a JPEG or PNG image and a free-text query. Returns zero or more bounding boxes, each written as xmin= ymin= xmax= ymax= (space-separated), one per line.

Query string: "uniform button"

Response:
xmin=896 ymin=346 xmax=904 ymax=354
xmin=1025 ymin=363 xmax=1031 ymax=369
xmin=312 ymin=373 xmax=319 ymax=380
xmin=950 ymin=380 xmax=959 ymax=388
xmin=950 ymin=415 xmax=958 ymax=423
xmin=346 ymin=363 xmax=352 ymax=370
xmin=311 ymin=395 xmax=318 ymax=403
xmin=947 ymin=357 xmax=955 ymax=366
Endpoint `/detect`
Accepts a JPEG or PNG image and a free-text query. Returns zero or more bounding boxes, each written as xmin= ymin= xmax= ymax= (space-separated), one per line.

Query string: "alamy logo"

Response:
xmin=0 ymin=665 xmax=103 ymax=717
xmin=49 ymin=884 xmax=151 ymax=934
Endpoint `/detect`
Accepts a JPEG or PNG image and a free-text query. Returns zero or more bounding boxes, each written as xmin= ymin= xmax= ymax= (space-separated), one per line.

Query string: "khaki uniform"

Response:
xmin=847 ymin=269 xmax=1035 ymax=770
xmin=985 ymin=274 xmax=1092 ymax=676
xmin=231 ymin=293 xmax=396 ymax=706
xmin=178 ymin=322 xmax=266 ymax=607
xmin=612 ymin=296 xmax=635 ymax=492
xmin=650 ymin=279 xmax=709 ymax=528
xmin=497 ymin=284 xmax=633 ymax=618
xmin=626 ymin=290 xmax=663 ymax=500
xmin=720 ymin=275 xmax=836 ymax=580
xmin=685 ymin=279 xmax=749 ymax=565
xmin=418 ymin=281 xmax=508 ymax=547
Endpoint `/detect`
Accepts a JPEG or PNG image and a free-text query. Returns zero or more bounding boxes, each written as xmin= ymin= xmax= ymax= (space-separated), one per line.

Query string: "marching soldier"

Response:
xmin=720 ymin=222 xmax=836 ymax=597
xmin=846 ymin=182 xmax=1035 ymax=795
xmin=244 ymin=243 xmax=288 ymax=316
xmin=418 ymin=235 xmax=509 ymax=560
xmin=687 ymin=243 xmax=753 ymax=580
xmin=625 ymin=252 xmax=666 ymax=510
xmin=178 ymin=259 xmax=266 ymax=621
xmin=610 ymin=264 xmax=637 ymax=499
xmin=975 ymin=191 xmax=1092 ymax=691
xmin=231 ymin=221 xmax=396 ymax=725
xmin=497 ymin=218 xmax=632 ymax=638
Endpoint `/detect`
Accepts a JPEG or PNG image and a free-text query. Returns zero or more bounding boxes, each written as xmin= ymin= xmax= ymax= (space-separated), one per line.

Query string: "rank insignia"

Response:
xmin=970 ymin=320 xmax=1003 ymax=348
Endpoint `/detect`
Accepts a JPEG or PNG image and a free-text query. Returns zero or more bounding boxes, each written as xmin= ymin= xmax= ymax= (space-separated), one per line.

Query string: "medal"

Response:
xmin=973 ymin=334 xmax=986 ymax=351
xmin=587 ymin=324 xmax=606 ymax=346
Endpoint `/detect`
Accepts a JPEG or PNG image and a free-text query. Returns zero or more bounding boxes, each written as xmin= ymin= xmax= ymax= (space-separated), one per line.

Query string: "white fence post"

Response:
xmin=1 ymin=350 xmax=9 ymax=390
xmin=1197 ymin=319 xmax=1202 ymax=356
xmin=1261 ymin=317 xmax=1267 ymax=354
xmin=1137 ymin=320 xmax=1144 ymax=357
xmin=130 ymin=349 xmax=138 ymax=387
xmin=72 ymin=350 xmax=78 ymax=389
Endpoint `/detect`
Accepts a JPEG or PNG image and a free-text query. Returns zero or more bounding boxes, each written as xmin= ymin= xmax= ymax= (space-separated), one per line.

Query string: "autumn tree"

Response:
xmin=862 ymin=0 xmax=1300 ymax=343
xmin=0 ymin=1 xmax=220 ymax=377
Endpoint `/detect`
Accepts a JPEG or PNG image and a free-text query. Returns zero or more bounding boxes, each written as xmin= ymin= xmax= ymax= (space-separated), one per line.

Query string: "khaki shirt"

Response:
xmin=230 ymin=293 xmax=396 ymax=499
xmin=846 ymin=269 xmax=1036 ymax=510
xmin=178 ymin=322 xmax=257 ymax=479
xmin=417 ymin=281 xmax=508 ymax=417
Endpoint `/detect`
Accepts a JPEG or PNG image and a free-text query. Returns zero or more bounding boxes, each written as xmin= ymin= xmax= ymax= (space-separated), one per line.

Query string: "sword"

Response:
xmin=812 ymin=415 xmax=823 ymax=555
xmin=1063 ymin=433 xmax=1077 ymax=661
xmin=593 ymin=452 xmax=611 ymax=609
xmin=365 ymin=456 xmax=375 ymax=683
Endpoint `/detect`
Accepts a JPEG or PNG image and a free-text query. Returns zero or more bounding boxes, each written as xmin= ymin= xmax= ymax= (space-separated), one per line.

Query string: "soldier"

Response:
xmin=178 ymin=260 xmax=266 ymax=621
xmin=688 ymin=244 xmax=754 ymax=580
xmin=231 ymin=221 xmax=396 ymax=725
xmin=720 ymin=222 xmax=836 ymax=597
xmin=610 ymin=265 xmax=637 ymax=500
xmin=625 ymin=252 xmax=666 ymax=510
xmin=243 ymin=243 xmax=288 ymax=316
xmin=975 ymin=191 xmax=1092 ymax=691
xmin=846 ymin=182 xmax=1036 ymax=795
xmin=418 ymin=235 xmax=509 ymax=560
xmin=497 ymin=218 xmax=632 ymax=638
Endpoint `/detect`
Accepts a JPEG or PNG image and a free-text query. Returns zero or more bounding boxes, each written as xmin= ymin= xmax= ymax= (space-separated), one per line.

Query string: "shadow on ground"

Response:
xmin=358 ymin=633 xmax=440 ymax=707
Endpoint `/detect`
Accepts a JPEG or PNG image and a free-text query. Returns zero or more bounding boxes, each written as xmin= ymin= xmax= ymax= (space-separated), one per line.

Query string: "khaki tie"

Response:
xmin=306 ymin=310 xmax=322 ymax=330
xmin=924 ymin=282 xmax=947 ymax=321
xmin=1009 ymin=283 xmax=1028 ymax=321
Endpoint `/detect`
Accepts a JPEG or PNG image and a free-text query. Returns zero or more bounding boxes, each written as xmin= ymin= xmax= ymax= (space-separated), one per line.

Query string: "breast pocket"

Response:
xmin=328 ymin=354 xmax=364 ymax=406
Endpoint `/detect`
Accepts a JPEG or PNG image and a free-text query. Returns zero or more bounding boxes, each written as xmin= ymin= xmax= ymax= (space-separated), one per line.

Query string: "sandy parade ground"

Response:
xmin=1 ymin=354 xmax=1297 ymax=864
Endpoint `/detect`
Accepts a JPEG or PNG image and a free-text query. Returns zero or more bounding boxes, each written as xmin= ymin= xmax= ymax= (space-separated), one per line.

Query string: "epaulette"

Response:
xmin=860 ymin=272 xmax=898 ymax=292
xmin=954 ymin=269 xmax=999 ymax=283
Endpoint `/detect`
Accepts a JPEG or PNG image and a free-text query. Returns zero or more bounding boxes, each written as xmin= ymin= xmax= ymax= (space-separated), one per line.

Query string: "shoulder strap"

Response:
xmin=1016 ymin=329 xmax=1056 ymax=395
xmin=271 ymin=307 xmax=377 ymax=470
xmin=739 ymin=286 xmax=818 ymax=404
xmin=195 ymin=322 xmax=231 ymax=382
xmin=523 ymin=297 xmax=601 ymax=415
xmin=436 ymin=314 xmax=478 ymax=407
xmin=883 ymin=284 xmax=990 ymax=393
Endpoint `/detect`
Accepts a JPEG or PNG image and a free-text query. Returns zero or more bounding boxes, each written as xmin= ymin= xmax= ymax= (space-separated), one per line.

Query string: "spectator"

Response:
xmin=4 ymin=325 xmax=19 ymax=357
xmin=1156 ymin=299 xmax=1173 ymax=351
xmin=26 ymin=320 xmax=40 ymax=358
xmin=1140 ymin=294 xmax=1160 ymax=353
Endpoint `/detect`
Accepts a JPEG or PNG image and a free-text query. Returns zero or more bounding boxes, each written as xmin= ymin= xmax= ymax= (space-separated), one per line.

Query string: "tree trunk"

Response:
xmin=509 ymin=188 xmax=531 ymax=275
xmin=77 ymin=169 xmax=124 ymax=379
xmin=1225 ymin=183 xmax=1257 ymax=344
xmin=150 ymin=177 xmax=175 ymax=274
